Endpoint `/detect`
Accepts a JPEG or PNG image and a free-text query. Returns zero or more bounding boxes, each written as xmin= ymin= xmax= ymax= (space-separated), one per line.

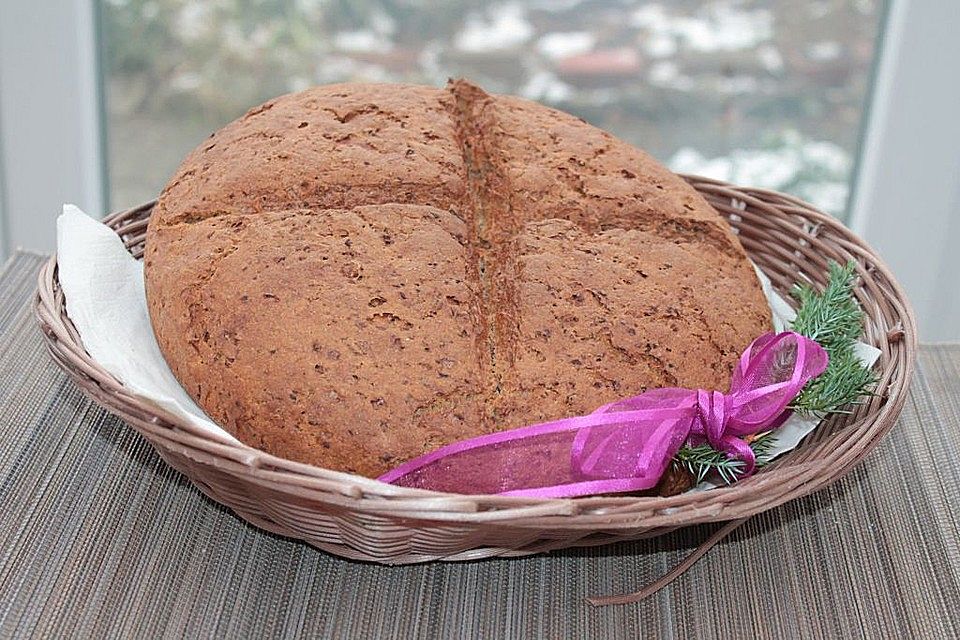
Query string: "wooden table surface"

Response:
xmin=1 ymin=252 xmax=958 ymax=639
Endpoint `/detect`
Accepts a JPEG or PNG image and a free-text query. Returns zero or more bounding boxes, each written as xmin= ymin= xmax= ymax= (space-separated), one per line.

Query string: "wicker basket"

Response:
xmin=35 ymin=176 xmax=916 ymax=568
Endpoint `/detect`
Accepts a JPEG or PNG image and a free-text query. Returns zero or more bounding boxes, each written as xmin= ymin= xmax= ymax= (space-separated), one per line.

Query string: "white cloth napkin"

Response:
xmin=57 ymin=205 xmax=240 ymax=445
xmin=56 ymin=205 xmax=880 ymax=475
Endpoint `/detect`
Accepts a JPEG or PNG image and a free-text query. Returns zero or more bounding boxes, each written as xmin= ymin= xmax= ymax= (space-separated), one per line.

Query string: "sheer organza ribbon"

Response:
xmin=379 ymin=332 xmax=828 ymax=498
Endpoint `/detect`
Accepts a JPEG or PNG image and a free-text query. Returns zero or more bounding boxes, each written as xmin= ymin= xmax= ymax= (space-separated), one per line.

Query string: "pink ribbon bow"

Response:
xmin=379 ymin=332 xmax=828 ymax=498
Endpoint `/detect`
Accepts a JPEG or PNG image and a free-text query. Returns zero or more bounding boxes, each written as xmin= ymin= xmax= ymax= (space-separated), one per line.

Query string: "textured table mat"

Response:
xmin=1 ymin=252 xmax=958 ymax=639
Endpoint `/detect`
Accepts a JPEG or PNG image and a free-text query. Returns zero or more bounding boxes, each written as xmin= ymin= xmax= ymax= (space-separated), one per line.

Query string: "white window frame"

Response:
xmin=0 ymin=0 xmax=955 ymax=339
xmin=0 ymin=0 xmax=105 ymax=260
xmin=848 ymin=0 xmax=960 ymax=342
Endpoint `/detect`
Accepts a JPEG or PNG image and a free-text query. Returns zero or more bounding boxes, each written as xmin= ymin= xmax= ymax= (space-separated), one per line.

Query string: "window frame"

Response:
xmin=0 ymin=0 xmax=105 ymax=260
xmin=847 ymin=0 xmax=960 ymax=341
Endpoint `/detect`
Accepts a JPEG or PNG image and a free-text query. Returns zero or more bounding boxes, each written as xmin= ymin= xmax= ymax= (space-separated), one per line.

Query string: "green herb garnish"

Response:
xmin=788 ymin=260 xmax=877 ymax=417
xmin=675 ymin=432 xmax=778 ymax=485
xmin=673 ymin=260 xmax=876 ymax=485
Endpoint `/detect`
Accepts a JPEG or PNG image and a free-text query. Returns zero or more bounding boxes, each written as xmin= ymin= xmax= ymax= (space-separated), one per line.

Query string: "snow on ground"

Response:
xmin=174 ymin=2 xmax=214 ymax=41
xmin=669 ymin=133 xmax=852 ymax=215
xmin=757 ymin=45 xmax=785 ymax=73
xmin=333 ymin=30 xmax=393 ymax=54
xmin=806 ymin=41 xmax=842 ymax=62
xmin=536 ymin=32 xmax=595 ymax=60
xmin=648 ymin=61 xmax=695 ymax=91
xmin=521 ymin=70 xmax=574 ymax=102
xmin=798 ymin=181 xmax=849 ymax=214
xmin=455 ymin=3 xmax=533 ymax=53
xmin=630 ymin=2 xmax=773 ymax=53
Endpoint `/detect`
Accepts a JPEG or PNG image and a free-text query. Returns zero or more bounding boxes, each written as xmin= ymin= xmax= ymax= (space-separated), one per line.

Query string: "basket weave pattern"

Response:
xmin=35 ymin=177 xmax=916 ymax=564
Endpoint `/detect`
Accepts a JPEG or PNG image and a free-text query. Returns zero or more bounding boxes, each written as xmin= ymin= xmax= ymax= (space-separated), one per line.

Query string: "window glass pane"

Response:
xmin=101 ymin=0 xmax=885 ymax=219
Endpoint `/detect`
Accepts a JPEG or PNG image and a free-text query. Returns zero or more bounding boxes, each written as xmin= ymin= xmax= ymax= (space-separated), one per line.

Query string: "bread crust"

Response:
xmin=145 ymin=81 xmax=771 ymax=477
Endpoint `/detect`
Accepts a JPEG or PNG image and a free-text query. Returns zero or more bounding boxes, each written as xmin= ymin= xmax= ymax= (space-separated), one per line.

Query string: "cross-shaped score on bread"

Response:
xmin=144 ymin=80 xmax=771 ymax=482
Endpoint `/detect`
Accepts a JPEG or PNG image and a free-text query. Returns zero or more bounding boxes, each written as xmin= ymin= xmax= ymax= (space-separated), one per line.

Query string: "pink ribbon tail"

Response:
xmin=378 ymin=332 xmax=828 ymax=497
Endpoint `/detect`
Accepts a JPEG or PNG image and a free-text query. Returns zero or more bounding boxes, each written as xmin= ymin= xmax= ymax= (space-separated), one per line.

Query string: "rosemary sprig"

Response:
xmin=788 ymin=261 xmax=877 ymax=417
xmin=675 ymin=432 xmax=777 ymax=485
xmin=672 ymin=260 xmax=876 ymax=485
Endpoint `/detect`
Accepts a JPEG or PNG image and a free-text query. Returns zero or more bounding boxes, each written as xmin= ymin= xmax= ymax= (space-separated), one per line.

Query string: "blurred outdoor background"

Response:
xmin=100 ymin=0 xmax=885 ymax=219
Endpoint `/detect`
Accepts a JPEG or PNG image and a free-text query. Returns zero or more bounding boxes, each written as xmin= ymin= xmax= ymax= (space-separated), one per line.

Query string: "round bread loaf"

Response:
xmin=144 ymin=80 xmax=771 ymax=478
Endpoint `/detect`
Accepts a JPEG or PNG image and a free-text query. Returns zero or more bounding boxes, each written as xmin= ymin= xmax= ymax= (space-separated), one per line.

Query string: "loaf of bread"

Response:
xmin=144 ymin=80 xmax=771 ymax=478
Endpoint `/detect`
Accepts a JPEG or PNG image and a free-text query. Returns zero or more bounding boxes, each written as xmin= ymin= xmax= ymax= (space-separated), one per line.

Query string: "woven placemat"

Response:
xmin=2 ymin=252 xmax=958 ymax=639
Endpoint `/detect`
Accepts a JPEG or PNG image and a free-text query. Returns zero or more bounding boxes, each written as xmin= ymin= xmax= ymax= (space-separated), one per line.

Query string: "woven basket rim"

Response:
xmin=34 ymin=175 xmax=917 ymax=546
